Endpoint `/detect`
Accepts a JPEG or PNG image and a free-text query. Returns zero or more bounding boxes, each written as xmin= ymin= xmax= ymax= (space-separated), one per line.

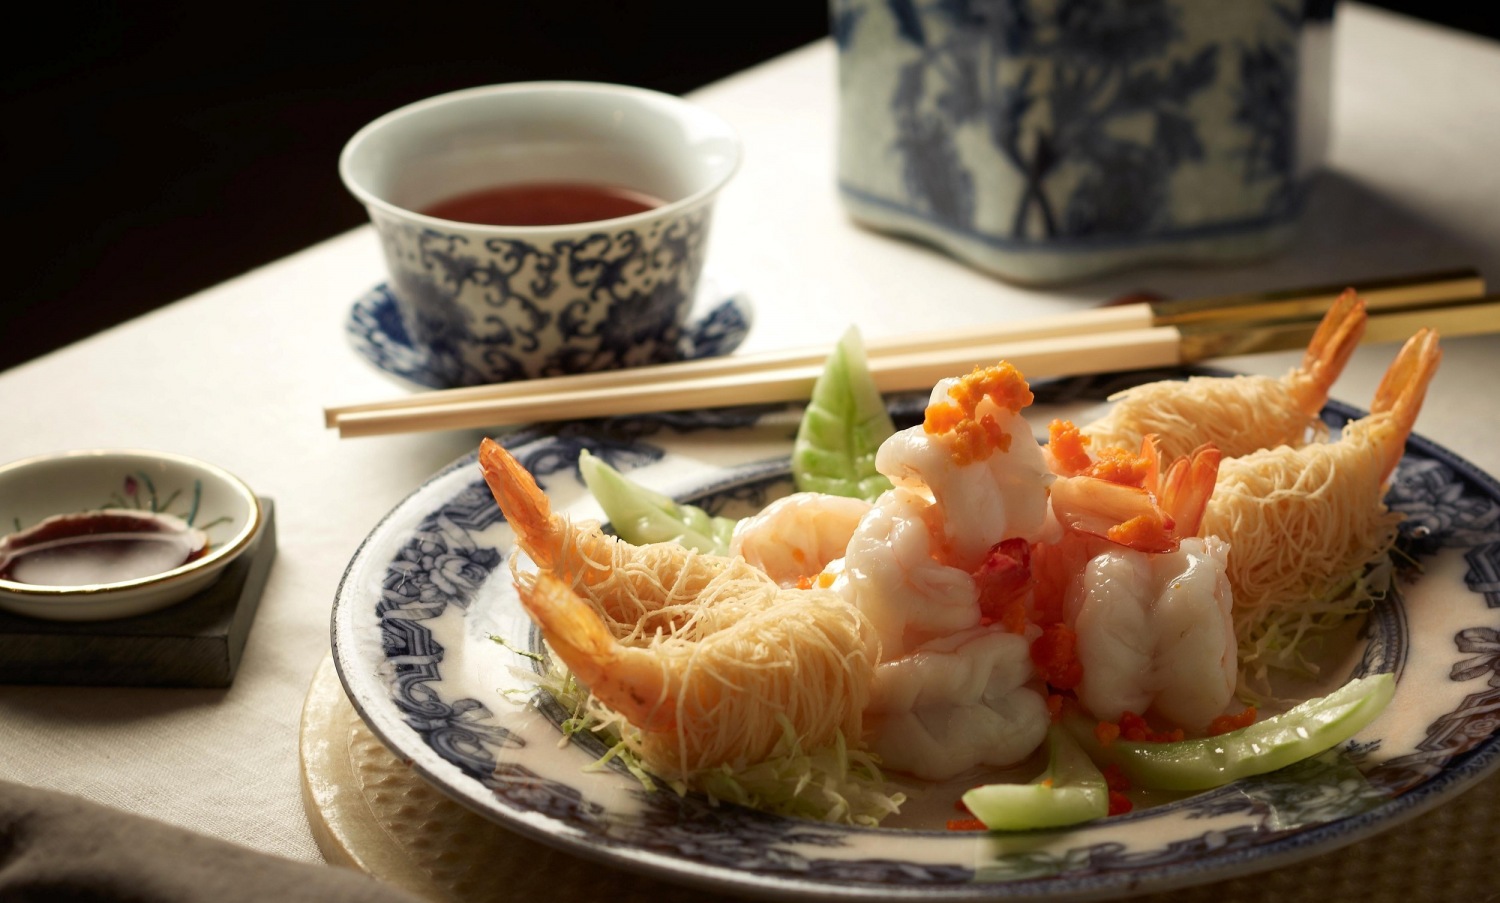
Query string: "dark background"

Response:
xmin=2 ymin=2 xmax=1493 ymax=373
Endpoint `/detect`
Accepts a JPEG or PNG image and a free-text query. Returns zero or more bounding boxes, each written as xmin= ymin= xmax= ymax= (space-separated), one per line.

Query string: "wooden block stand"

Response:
xmin=0 ymin=499 xmax=277 ymax=688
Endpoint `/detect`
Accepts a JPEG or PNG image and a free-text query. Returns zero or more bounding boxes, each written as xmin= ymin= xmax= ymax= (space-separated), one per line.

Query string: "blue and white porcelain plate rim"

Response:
xmin=344 ymin=271 xmax=754 ymax=391
xmin=330 ymin=388 xmax=1500 ymax=901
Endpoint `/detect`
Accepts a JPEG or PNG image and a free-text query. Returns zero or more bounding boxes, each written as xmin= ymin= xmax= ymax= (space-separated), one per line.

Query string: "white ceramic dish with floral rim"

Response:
xmin=0 ymin=449 xmax=261 ymax=621
xmin=331 ymin=374 xmax=1500 ymax=900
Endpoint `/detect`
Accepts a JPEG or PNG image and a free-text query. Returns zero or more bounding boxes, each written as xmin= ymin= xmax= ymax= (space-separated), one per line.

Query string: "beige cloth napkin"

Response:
xmin=0 ymin=780 xmax=423 ymax=903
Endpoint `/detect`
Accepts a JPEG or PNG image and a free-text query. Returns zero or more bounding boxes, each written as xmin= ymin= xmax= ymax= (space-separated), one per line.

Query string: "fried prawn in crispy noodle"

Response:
xmin=479 ymin=439 xmax=877 ymax=790
xmin=1201 ymin=329 xmax=1441 ymax=696
xmin=1083 ymin=290 xmax=1367 ymax=460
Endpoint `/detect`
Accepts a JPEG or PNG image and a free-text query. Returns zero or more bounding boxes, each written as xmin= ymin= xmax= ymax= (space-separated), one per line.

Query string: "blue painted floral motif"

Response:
xmin=1174 ymin=751 xmax=1387 ymax=830
xmin=677 ymin=292 xmax=753 ymax=361
xmin=975 ymin=825 xmax=1267 ymax=883
xmin=346 ymin=282 xmax=753 ymax=391
xmin=1369 ymin=620 xmax=1500 ymax=793
xmin=1386 ymin=455 xmax=1500 ymax=607
xmin=835 ymin=0 xmax=1330 ymax=274
xmin=490 ymin=761 xmax=609 ymax=828
xmin=831 ymin=0 xmax=866 ymax=49
xmin=375 ymin=475 xmax=512 ymax=780
xmin=1233 ymin=2 xmax=1305 ymax=218
xmin=878 ymin=0 xmax=1219 ymax=239
xmin=371 ymin=206 xmax=713 ymax=387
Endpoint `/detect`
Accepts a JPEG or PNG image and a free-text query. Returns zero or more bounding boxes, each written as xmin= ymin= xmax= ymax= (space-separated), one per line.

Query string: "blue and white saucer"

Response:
xmin=346 ymin=276 xmax=755 ymax=390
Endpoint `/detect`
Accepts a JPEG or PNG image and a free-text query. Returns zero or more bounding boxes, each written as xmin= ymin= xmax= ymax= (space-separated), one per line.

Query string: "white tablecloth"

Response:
xmin=1 ymin=0 xmax=1497 ymax=871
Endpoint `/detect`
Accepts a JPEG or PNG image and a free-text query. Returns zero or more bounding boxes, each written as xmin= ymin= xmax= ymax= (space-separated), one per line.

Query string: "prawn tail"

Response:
xmin=1157 ymin=443 xmax=1222 ymax=540
xmin=1138 ymin=434 xmax=1163 ymax=491
xmin=1049 ymin=475 xmax=1178 ymax=554
xmin=1370 ymin=328 xmax=1443 ymax=479
xmin=1293 ymin=289 xmax=1368 ymax=414
xmin=480 ymin=438 xmax=565 ymax=567
xmin=520 ymin=573 xmax=679 ymax=733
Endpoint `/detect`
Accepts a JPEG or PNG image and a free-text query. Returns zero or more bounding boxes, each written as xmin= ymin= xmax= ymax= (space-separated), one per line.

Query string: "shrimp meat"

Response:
xmin=480 ymin=439 xmax=877 ymax=782
xmin=1083 ymin=289 xmax=1367 ymax=459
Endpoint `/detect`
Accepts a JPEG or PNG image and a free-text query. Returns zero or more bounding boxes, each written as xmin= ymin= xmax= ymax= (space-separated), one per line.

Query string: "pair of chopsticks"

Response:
xmin=326 ymin=269 xmax=1494 ymax=438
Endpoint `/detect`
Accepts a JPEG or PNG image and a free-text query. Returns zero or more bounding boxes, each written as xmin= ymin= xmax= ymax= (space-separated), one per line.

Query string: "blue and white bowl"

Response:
xmin=341 ymin=82 xmax=743 ymax=387
xmin=832 ymin=0 xmax=1335 ymax=284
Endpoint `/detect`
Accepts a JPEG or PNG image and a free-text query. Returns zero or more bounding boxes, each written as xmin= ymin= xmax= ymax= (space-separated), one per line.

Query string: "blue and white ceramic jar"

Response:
xmin=832 ymin=0 xmax=1335 ymax=284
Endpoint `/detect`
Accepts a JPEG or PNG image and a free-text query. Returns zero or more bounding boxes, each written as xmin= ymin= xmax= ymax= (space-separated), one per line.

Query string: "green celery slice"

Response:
xmin=577 ymin=450 xmax=736 ymax=555
xmin=1065 ymin=673 xmax=1395 ymax=792
xmin=792 ymin=327 xmax=896 ymax=502
xmin=962 ymin=724 xmax=1109 ymax=831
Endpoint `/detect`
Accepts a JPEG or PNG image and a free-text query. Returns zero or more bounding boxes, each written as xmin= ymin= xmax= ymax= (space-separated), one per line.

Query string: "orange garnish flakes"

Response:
xmin=1102 ymin=764 xmax=1131 ymax=793
xmin=1116 ymin=712 xmax=1185 ymax=744
xmin=924 ymin=402 xmax=965 ymax=434
xmin=1106 ymin=513 xmax=1176 ymax=552
xmin=1086 ymin=445 xmax=1152 ymax=487
xmin=1208 ymin=707 xmax=1259 ymax=735
xmin=1096 ymin=712 xmax=1183 ymax=746
xmin=923 ymin=364 xmax=1033 ymax=465
xmin=1030 ymin=623 xmax=1083 ymax=690
xmin=1103 ymin=760 xmax=1136 ymax=816
xmin=949 ymin=362 xmax=1033 ymax=413
xmin=946 ymin=818 xmax=989 ymax=832
xmin=795 ymin=572 xmax=837 ymax=591
xmin=1047 ymin=419 xmax=1094 ymax=476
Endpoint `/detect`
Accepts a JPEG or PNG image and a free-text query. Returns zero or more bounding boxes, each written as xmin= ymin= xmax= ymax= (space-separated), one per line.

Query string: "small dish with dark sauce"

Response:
xmin=0 ymin=450 xmax=260 ymax=621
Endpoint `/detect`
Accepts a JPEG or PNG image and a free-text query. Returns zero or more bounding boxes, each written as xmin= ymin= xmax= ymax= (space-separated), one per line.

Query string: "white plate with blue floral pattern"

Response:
xmin=345 ymin=275 xmax=754 ymax=390
xmin=331 ymin=372 xmax=1500 ymax=900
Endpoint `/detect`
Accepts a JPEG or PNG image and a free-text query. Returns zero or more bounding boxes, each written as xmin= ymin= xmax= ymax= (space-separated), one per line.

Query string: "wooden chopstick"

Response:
xmin=331 ymin=294 xmax=1500 ymax=438
xmin=1145 ymin=267 xmax=1483 ymax=325
xmin=323 ymin=267 xmax=1483 ymax=428
xmin=322 ymin=305 xmax=1154 ymax=428
xmin=333 ymin=327 xmax=1182 ymax=437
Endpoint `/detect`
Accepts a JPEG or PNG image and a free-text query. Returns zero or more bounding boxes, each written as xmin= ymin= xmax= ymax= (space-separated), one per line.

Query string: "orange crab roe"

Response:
xmin=1047 ymin=419 xmax=1094 ymax=475
xmin=1087 ymin=445 xmax=1154 ymax=487
xmin=1106 ymin=512 xmax=1176 ymax=552
xmin=1098 ymin=712 xmax=1186 ymax=745
xmin=1103 ymin=764 xmax=1134 ymax=815
xmin=924 ymin=364 xmax=1033 ymax=466
xmin=1208 ymin=707 xmax=1259 ymax=735
xmin=1030 ymin=623 xmax=1083 ymax=690
xmin=1127 ymin=712 xmax=1184 ymax=743
xmin=1047 ymin=419 xmax=1156 ymax=487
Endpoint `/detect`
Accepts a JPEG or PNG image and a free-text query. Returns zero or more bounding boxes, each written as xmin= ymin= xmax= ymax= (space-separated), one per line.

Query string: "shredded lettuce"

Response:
xmin=792 ymin=327 xmax=895 ymax=502
xmin=1238 ymin=558 xmax=1395 ymax=703
xmin=696 ymin=716 xmax=906 ymax=827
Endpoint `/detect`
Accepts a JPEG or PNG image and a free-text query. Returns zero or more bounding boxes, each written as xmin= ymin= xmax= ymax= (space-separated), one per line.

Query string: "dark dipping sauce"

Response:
xmin=422 ymin=182 xmax=667 ymax=227
xmin=0 ymin=510 xmax=209 ymax=587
